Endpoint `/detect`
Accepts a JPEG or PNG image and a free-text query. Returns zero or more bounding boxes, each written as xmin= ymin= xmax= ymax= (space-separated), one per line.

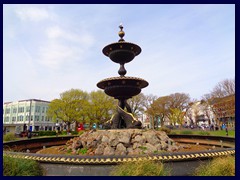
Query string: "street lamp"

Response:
xmin=28 ymin=99 xmax=32 ymax=131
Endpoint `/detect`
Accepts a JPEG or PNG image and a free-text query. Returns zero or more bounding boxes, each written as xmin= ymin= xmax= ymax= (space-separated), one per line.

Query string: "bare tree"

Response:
xmin=201 ymin=78 xmax=235 ymax=127
xmin=211 ymin=78 xmax=235 ymax=98
xmin=146 ymin=95 xmax=170 ymax=127
xmin=168 ymin=93 xmax=191 ymax=111
xmin=127 ymin=93 xmax=145 ymax=116
xmin=146 ymin=93 xmax=191 ymax=127
xmin=142 ymin=94 xmax=158 ymax=110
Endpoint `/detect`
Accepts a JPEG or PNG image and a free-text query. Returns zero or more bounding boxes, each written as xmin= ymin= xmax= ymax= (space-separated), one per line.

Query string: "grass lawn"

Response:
xmin=170 ymin=129 xmax=235 ymax=137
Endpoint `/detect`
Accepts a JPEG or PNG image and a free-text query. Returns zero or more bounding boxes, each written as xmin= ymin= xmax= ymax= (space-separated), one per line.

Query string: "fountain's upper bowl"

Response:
xmin=102 ymin=42 xmax=141 ymax=64
xmin=97 ymin=76 xmax=148 ymax=99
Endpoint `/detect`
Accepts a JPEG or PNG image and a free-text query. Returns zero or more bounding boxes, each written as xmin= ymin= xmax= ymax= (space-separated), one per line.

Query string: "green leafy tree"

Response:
xmin=168 ymin=108 xmax=185 ymax=126
xmin=86 ymin=90 xmax=117 ymax=126
xmin=47 ymin=89 xmax=89 ymax=132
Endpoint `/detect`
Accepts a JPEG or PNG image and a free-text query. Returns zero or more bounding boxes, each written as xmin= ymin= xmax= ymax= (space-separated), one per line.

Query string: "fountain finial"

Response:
xmin=118 ymin=23 xmax=125 ymax=42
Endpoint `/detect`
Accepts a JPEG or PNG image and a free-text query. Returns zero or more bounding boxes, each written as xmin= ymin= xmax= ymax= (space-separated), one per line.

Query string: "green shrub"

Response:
xmin=110 ymin=160 xmax=171 ymax=176
xmin=3 ymin=133 xmax=17 ymax=142
xmin=70 ymin=131 xmax=79 ymax=135
xmin=3 ymin=155 xmax=44 ymax=176
xmin=78 ymin=147 xmax=88 ymax=155
xmin=60 ymin=130 xmax=79 ymax=135
xmin=159 ymin=127 xmax=171 ymax=134
xmin=67 ymin=149 xmax=72 ymax=154
xmin=60 ymin=131 xmax=68 ymax=135
xmin=181 ymin=130 xmax=193 ymax=135
xmin=170 ymin=131 xmax=177 ymax=135
xmin=193 ymin=155 xmax=235 ymax=176
xmin=38 ymin=131 xmax=56 ymax=136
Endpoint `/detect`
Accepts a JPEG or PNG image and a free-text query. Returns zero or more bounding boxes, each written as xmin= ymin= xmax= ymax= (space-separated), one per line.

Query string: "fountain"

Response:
xmin=3 ymin=25 xmax=235 ymax=176
xmin=97 ymin=24 xmax=148 ymax=129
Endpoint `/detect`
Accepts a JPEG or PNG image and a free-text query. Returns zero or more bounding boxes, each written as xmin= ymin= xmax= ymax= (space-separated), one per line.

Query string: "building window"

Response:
xmin=12 ymin=117 xmax=16 ymax=122
xmin=42 ymin=107 xmax=45 ymax=113
xmin=18 ymin=107 xmax=25 ymax=113
xmin=6 ymin=108 xmax=11 ymax=114
xmin=18 ymin=115 xmax=24 ymax=121
xmin=35 ymin=116 xmax=39 ymax=121
xmin=12 ymin=108 xmax=17 ymax=114
xmin=42 ymin=116 xmax=44 ymax=121
xmin=35 ymin=106 xmax=40 ymax=113
xmin=26 ymin=106 xmax=30 ymax=112
xmin=4 ymin=117 xmax=9 ymax=122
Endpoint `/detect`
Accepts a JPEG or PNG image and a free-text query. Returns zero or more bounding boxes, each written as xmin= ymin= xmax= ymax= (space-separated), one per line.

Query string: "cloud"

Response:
xmin=14 ymin=6 xmax=52 ymax=21
xmin=45 ymin=26 xmax=94 ymax=46
xmin=38 ymin=42 xmax=82 ymax=69
xmin=38 ymin=26 xmax=95 ymax=70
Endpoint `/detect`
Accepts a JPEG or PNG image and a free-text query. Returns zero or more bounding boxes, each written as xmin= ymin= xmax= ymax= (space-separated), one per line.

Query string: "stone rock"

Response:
xmin=128 ymin=148 xmax=142 ymax=155
xmin=94 ymin=144 xmax=105 ymax=155
xmin=102 ymin=135 xmax=110 ymax=144
xmin=161 ymin=141 xmax=168 ymax=150
xmin=167 ymin=145 xmax=179 ymax=152
xmin=132 ymin=135 xmax=146 ymax=144
xmin=155 ymin=144 xmax=162 ymax=151
xmin=145 ymin=143 xmax=157 ymax=153
xmin=103 ymin=146 xmax=115 ymax=156
xmin=133 ymin=142 xmax=142 ymax=150
xmin=115 ymin=143 xmax=127 ymax=155
xmin=118 ymin=131 xmax=131 ymax=145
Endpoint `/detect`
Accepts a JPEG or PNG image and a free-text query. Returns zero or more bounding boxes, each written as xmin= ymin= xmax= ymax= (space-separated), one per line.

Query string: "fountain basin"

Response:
xmin=102 ymin=42 xmax=141 ymax=64
xmin=3 ymin=134 xmax=235 ymax=176
xmin=97 ymin=76 xmax=148 ymax=99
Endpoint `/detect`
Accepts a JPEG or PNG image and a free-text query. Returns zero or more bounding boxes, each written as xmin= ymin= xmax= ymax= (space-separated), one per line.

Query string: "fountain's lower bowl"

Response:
xmin=97 ymin=76 xmax=148 ymax=99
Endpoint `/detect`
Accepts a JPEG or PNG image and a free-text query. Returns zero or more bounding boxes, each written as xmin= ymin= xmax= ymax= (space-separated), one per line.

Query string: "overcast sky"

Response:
xmin=3 ymin=4 xmax=235 ymax=103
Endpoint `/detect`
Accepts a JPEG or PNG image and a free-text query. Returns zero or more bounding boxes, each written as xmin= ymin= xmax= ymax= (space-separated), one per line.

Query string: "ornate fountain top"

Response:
xmin=118 ymin=23 xmax=125 ymax=42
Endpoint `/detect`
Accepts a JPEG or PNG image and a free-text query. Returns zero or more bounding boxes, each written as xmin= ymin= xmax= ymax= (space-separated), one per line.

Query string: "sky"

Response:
xmin=3 ymin=4 xmax=235 ymax=103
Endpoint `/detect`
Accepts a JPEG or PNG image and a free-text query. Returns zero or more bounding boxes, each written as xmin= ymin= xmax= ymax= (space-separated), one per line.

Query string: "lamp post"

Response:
xmin=28 ymin=99 xmax=32 ymax=131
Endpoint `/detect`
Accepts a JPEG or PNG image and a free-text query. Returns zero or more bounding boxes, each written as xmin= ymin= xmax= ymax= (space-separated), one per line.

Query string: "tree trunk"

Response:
xmin=151 ymin=116 xmax=155 ymax=129
xmin=75 ymin=121 xmax=78 ymax=131
xmin=67 ymin=122 xmax=71 ymax=133
xmin=160 ymin=116 xmax=164 ymax=127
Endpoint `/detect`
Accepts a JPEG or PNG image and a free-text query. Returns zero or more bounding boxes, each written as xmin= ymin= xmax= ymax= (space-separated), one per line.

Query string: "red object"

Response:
xmin=77 ymin=123 xmax=84 ymax=131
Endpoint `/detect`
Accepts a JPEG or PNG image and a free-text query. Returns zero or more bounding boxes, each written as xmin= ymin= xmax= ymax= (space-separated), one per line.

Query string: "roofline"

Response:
xmin=4 ymin=99 xmax=50 ymax=104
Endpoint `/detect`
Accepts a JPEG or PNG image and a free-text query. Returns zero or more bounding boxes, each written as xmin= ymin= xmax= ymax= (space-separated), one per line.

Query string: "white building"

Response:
xmin=3 ymin=99 xmax=56 ymax=133
xmin=184 ymin=101 xmax=215 ymax=127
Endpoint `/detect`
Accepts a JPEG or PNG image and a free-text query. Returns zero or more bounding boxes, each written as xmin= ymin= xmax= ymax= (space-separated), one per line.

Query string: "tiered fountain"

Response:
xmin=97 ymin=24 xmax=148 ymax=129
xmin=3 ymin=25 xmax=235 ymax=176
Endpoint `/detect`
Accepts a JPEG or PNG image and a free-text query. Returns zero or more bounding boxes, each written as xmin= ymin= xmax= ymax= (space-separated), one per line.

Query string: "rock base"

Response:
xmin=59 ymin=129 xmax=180 ymax=156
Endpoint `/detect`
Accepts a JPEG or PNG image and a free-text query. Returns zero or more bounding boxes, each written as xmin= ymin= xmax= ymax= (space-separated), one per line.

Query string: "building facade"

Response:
xmin=184 ymin=101 xmax=215 ymax=127
xmin=3 ymin=99 xmax=56 ymax=133
xmin=211 ymin=95 xmax=235 ymax=129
